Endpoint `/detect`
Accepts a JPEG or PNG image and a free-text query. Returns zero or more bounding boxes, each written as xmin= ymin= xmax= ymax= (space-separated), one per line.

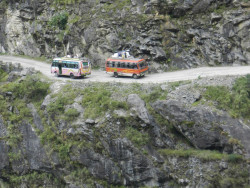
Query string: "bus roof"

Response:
xmin=53 ymin=57 xmax=89 ymax=62
xmin=107 ymin=57 xmax=145 ymax=63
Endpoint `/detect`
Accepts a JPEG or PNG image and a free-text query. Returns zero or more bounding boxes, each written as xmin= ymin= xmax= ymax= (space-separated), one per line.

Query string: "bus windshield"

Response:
xmin=138 ymin=61 xmax=147 ymax=69
xmin=82 ymin=62 xmax=89 ymax=68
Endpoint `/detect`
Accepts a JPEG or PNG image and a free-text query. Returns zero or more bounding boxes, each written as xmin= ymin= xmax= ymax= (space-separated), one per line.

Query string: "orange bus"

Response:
xmin=105 ymin=57 xmax=148 ymax=79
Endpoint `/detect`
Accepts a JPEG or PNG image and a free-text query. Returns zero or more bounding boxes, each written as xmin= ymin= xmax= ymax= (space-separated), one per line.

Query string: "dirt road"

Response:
xmin=1 ymin=55 xmax=250 ymax=83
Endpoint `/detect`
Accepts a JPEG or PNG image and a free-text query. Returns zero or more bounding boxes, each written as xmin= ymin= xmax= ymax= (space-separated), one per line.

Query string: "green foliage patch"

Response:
xmin=81 ymin=84 xmax=129 ymax=119
xmin=1 ymin=74 xmax=50 ymax=102
xmin=123 ymin=126 xmax=150 ymax=147
xmin=1 ymin=171 xmax=63 ymax=187
xmin=0 ymin=68 xmax=8 ymax=82
xmin=203 ymin=75 xmax=250 ymax=119
xmin=159 ymin=149 xmax=243 ymax=162
xmin=48 ymin=12 xmax=69 ymax=30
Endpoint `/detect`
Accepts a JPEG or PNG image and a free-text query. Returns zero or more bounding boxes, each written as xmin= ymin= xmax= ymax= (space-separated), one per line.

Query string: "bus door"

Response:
xmin=58 ymin=63 xmax=62 ymax=74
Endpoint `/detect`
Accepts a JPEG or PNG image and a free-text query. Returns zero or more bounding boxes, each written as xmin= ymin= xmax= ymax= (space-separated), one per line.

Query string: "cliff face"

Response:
xmin=0 ymin=62 xmax=250 ymax=187
xmin=0 ymin=0 xmax=249 ymax=71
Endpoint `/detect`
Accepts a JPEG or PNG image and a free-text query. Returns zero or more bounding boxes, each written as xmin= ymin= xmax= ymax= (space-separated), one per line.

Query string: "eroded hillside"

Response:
xmin=0 ymin=0 xmax=249 ymax=71
xmin=0 ymin=61 xmax=250 ymax=187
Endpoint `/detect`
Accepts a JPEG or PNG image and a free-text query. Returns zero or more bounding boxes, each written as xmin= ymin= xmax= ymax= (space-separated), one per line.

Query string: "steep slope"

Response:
xmin=0 ymin=0 xmax=249 ymax=71
xmin=0 ymin=61 xmax=249 ymax=187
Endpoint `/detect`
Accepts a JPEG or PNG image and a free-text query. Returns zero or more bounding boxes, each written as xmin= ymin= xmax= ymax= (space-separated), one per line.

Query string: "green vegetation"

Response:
xmin=0 ymin=73 xmax=50 ymax=147
xmin=1 ymin=171 xmax=63 ymax=187
xmin=102 ymin=0 xmax=131 ymax=12
xmin=47 ymin=85 xmax=79 ymax=120
xmin=203 ymin=75 xmax=250 ymax=119
xmin=53 ymin=0 xmax=86 ymax=5
xmin=0 ymin=68 xmax=8 ymax=82
xmin=81 ymin=83 xmax=128 ymax=119
xmin=48 ymin=12 xmax=69 ymax=30
xmin=64 ymin=108 xmax=80 ymax=121
xmin=0 ymin=0 xmax=7 ymax=10
xmin=2 ymin=74 xmax=50 ymax=102
xmin=124 ymin=126 xmax=150 ymax=147
xmin=159 ymin=149 xmax=243 ymax=162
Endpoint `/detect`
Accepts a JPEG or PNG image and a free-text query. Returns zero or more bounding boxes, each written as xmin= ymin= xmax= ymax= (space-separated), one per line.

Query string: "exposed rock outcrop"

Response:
xmin=0 ymin=65 xmax=249 ymax=187
xmin=0 ymin=0 xmax=249 ymax=71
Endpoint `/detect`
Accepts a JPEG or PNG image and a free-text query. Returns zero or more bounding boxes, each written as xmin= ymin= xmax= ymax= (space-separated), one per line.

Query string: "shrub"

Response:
xmin=81 ymin=84 xmax=128 ymax=119
xmin=48 ymin=12 xmax=69 ymax=30
xmin=0 ymin=68 xmax=8 ymax=82
xmin=159 ymin=149 xmax=244 ymax=162
xmin=124 ymin=126 xmax=149 ymax=147
xmin=2 ymin=74 xmax=50 ymax=102
xmin=226 ymin=154 xmax=243 ymax=163
xmin=203 ymin=75 xmax=250 ymax=119
xmin=64 ymin=108 xmax=80 ymax=121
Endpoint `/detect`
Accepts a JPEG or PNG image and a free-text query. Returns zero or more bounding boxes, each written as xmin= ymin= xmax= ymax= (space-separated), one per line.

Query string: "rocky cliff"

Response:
xmin=0 ymin=61 xmax=250 ymax=187
xmin=0 ymin=0 xmax=249 ymax=71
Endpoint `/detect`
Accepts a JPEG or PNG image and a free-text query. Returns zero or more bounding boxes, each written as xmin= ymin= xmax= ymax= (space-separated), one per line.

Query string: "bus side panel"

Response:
xmin=62 ymin=67 xmax=79 ymax=76
xmin=81 ymin=62 xmax=91 ymax=76
xmin=106 ymin=67 xmax=139 ymax=75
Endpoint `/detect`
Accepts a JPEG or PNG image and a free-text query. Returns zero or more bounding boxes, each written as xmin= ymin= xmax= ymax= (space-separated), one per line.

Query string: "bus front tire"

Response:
xmin=114 ymin=72 xmax=118 ymax=78
xmin=133 ymin=74 xmax=138 ymax=79
xmin=70 ymin=73 xmax=75 ymax=79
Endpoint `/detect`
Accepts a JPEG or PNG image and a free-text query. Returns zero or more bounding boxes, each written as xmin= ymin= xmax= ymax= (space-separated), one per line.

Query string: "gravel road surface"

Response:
xmin=1 ymin=55 xmax=250 ymax=83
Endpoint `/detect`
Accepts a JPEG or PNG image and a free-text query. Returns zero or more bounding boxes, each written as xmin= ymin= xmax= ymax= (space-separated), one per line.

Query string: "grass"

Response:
xmin=203 ymin=75 xmax=250 ymax=119
xmin=123 ymin=126 xmax=150 ymax=147
xmin=0 ymin=68 xmax=8 ymax=82
xmin=48 ymin=11 xmax=69 ymax=30
xmin=1 ymin=74 xmax=50 ymax=102
xmin=80 ymin=83 xmax=129 ymax=119
xmin=1 ymin=171 xmax=63 ymax=187
xmin=159 ymin=149 xmax=243 ymax=163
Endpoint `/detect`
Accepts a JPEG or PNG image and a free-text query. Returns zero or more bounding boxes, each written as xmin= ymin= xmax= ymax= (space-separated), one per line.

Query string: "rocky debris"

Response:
xmin=127 ymin=94 xmax=151 ymax=126
xmin=167 ymin=85 xmax=201 ymax=104
xmin=191 ymin=76 xmax=239 ymax=88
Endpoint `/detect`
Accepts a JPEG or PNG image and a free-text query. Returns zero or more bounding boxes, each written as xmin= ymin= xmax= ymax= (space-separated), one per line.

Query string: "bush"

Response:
xmin=64 ymin=108 xmax=80 ymax=121
xmin=81 ymin=84 xmax=128 ymax=119
xmin=48 ymin=12 xmax=69 ymax=30
xmin=159 ymin=149 xmax=244 ymax=162
xmin=0 ymin=68 xmax=8 ymax=82
xmin=124 ymin=126 xmax=149 ymax=147
xmin=2 ymin=74 xmax=50 ymax=102
xmin=204 ymin=75 xmax=250 ymax=119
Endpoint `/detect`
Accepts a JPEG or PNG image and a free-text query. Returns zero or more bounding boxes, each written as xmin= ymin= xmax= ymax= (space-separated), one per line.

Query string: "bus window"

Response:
xmin=52 ymin=62 xmax=58 ymax=67
xmin=74 ymin=64 xmax=78 ymax=69
xmin=117 ymin=62 xmax=121 ymax=68
xmin=112 ymin=62 xmax=115 ymax=67
xmin=139 ymin=61 xmax=147 ymax=69
xmin=106 ymin=62 xmax=110 ymax=67
xmin=121 ymin=62 xmax=125 ymax=68
xmin=133 ymin=64 xmax=138 ymax=69
xmin=82 ymin=62 xmax=88 ymax=68
xmin=127 ymin=63 xmax=130 ymax=69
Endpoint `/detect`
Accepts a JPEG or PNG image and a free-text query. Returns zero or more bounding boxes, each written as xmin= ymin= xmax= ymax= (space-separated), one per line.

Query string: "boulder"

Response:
xmin=127 ymin=94 xmax=151 ymax=125
xmin=152 ymin=99 xmax=250 ymax=157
